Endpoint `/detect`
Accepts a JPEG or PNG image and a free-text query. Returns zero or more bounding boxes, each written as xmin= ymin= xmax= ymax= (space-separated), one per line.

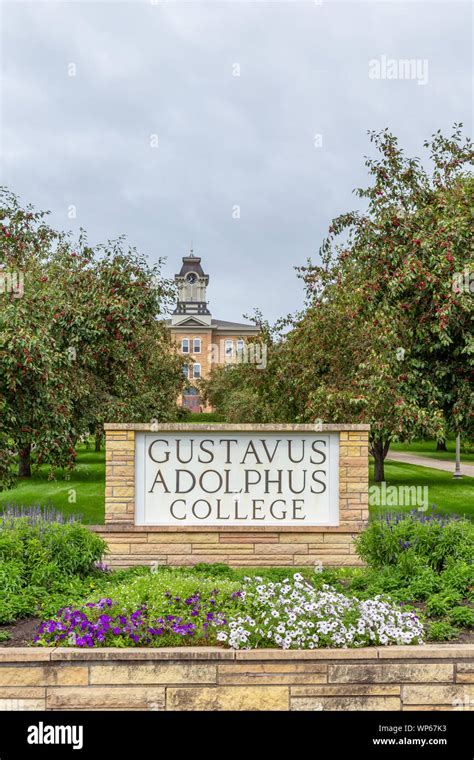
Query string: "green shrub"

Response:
xmin=0 ymin=559 xmax=24 ymax=595
xmin=191 ymin=563 xmax=235 ymax=578
xmin=425 ymin=592 xmax=462 ymax=618
xmin=448 ymin=606 xmax=474 ymax=628
xmin=0 ymin=588 xmax=42 ymax=623
xmin=426 ymin=621 xmax=460 ymax=641
xmin=0 ymin=513 xmax=106 ymax=624
xmin=355 ymin=511 xmax=473 ymax=571
xmin=0 ymin=518 xmax=105 ymax=580
xmin=404 ymin=567 xmax=441 ymax=600
xmin=439 ymin=560 xmax=474 ymax=596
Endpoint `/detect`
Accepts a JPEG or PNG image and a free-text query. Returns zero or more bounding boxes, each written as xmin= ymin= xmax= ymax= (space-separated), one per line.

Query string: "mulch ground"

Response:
xmin=0 ymin=618 xmax=41 ymax=647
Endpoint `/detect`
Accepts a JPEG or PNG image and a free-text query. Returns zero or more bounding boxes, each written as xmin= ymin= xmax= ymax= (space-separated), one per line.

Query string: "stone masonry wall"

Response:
xmin=91 ymin=525 xmax=364 ymax=569
xmin=1 ymin=646 xmax=472 ymax=711
xmin=100 ymin=424 xmax=369 ymax=568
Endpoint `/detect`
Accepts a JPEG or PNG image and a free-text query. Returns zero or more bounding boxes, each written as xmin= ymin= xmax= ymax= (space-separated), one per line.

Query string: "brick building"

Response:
xmin=166 ymin=251 xmax=260 ymax=411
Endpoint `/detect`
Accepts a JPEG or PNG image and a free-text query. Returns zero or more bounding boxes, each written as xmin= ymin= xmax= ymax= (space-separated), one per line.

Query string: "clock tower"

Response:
xmin=171 ymin=250 xmax=211 ymax=326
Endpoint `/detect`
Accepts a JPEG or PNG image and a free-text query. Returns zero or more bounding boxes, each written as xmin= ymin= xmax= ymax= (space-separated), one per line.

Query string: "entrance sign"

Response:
xmin=101 ymin=423 xmax=369 ymax=569
xmin=135 ymin=432 xmax=339 ymax=526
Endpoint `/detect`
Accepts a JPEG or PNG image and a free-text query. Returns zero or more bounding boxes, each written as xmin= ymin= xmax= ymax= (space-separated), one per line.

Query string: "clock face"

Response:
xmin=187 ymin=273 xmax=197 ymax=284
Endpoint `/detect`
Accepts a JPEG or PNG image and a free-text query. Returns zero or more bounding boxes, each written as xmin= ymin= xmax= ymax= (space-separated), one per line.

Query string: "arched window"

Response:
xmin=193 ymin=363 xmax=201 ymax=379
xmin=181 ymin=338 xmax=189 ymax=353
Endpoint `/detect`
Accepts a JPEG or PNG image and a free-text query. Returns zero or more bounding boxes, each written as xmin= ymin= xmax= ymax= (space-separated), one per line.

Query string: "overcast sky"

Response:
xmin=1 ymin=0 xmax=471 ymax=323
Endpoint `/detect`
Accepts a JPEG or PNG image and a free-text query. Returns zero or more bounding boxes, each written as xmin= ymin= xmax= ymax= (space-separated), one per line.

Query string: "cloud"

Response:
xmin=1 ymin=0 xmax=471 ymax=322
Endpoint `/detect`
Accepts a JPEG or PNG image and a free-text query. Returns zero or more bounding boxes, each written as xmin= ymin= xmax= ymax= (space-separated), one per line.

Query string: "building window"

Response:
xmin=181 ymin=338 xmax=189 ymax=353
xmin=193 ymin=363 xmax=201 ymax=379
xmin=236 ymin=339 xmax=244 ymax=355
xmin=225 ymin=339 xmax=233 ymax=358
xmin=182 ymin=364 xmax=189 ymax=379
xmin=193 ymin=338 xmax=201 ymax=353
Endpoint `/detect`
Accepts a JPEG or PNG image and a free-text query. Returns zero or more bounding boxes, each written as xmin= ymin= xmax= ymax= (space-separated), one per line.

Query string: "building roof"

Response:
xmin=164 ymin=317 xmax=259 ymax=332
xmin=212 ymin=319 xmax=258 ymax=330
xmin=177 ymin=255 xmax=207 ymax=280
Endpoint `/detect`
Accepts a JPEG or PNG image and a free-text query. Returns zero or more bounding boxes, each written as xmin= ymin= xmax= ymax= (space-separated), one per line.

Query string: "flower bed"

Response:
xmin=1 ymin=507 xmax=472 ymax=647
xmin=35 ymin=574 xmax=423 ymax=649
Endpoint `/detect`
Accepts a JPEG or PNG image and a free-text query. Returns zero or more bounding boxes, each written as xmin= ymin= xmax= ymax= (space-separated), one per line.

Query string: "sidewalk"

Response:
xmin=386 ymin=450 xmax=474 ymax=478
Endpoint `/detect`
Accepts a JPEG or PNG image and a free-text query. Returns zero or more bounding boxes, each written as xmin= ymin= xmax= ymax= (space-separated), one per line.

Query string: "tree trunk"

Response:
xmin=95 ymin=428 xmax=103 ymax=452
xmin=18 ymin=444 xmax=31 ymax=478
xmin=372 ymin=438 xmax=391 ymax=483
xmin=436 ymin=439 xmax=447 ymax=451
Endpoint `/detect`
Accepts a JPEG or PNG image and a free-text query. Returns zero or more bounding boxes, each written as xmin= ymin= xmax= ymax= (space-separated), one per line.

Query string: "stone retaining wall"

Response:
xmin=1 ymin=646 xmax=472 ymax=711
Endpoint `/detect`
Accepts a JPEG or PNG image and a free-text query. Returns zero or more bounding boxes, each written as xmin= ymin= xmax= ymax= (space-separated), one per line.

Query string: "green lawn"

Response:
xmin=1 ymin=443 xmax=472 ymax=526
xmin=0 ymin=444 xmax=105 ymax=524
xmin=390 ymin=436 xmax=474 ymax=462
xmin=369 ymin=460 xmax=474 ymax=520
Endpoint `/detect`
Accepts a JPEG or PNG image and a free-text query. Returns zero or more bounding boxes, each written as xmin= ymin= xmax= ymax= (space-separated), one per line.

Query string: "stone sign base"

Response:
xmin=90 ymin=524 xmax=364 ymax=569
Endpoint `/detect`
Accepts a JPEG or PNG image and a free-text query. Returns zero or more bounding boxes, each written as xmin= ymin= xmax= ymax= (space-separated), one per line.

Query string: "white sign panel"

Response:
xmin=135 ymin=432 xmax=339 ymax=527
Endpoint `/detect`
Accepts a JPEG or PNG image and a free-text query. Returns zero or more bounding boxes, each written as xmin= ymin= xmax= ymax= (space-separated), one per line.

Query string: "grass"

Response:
xmin=369 ymin=460 xmax=474 ymax=520
xmin=390 ymin=437 xmax=474 ymax=463
xmin=0 ymin=444 xmax=104 ymax=524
